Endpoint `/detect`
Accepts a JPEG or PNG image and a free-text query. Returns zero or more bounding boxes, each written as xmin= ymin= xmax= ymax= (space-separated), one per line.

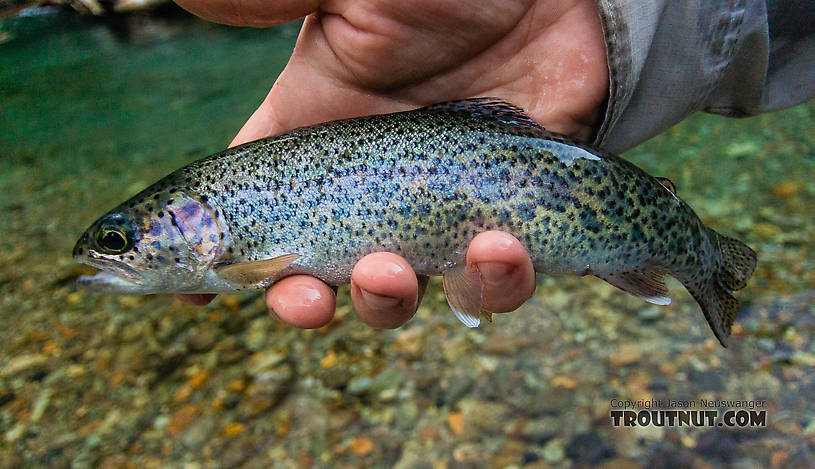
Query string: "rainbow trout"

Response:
xmin=73 ymin=99 xmax=756 ymax=346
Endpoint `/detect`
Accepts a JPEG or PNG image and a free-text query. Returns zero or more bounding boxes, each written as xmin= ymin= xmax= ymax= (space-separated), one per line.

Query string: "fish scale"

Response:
xmin=74 ymin=98 xmax=756 ymax=347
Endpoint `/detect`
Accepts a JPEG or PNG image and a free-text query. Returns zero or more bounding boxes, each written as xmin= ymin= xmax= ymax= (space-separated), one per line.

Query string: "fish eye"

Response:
xmin=98 ymin=229 xmax=129 ymax=254
xmin=94 ymin=215 xmax=136 ymax=255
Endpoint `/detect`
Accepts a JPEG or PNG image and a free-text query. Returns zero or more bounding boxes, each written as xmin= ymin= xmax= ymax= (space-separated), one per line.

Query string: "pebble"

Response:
xmin=565 ymin=432 xmax=614 ymax=465
xmin=392 ymin=327 xmax=425 ymax=357
xmin=4 ymin=422 xmax=26 ymax=443
xmin=511 ymin=386 xmax=573 ymax=414
xmin=638 ymin=306 xmax=664 ymax=321
xmin=457 ymin=399 xmax=509 ymax=435
xmin=31 ymin=387 xmax=52 ymax=422
xmin=771 ymin=181 xmax=799 ymax=198
xmin=377 ymin=388 xmax=398 ymax=402
xmin=119 ymin=322 xmax=146 ymax=343
xmin=248 ymin=350 xmax=285 ymax=377
xmin=491 ymin=439 xmax=527 ymax=467
xmin=733 ymin=458 xmax=762 ymax=469
xmin=317 ymin=366 xmax=353 ymax=389
xmin=394 ymin=401 xmax=419 ymax=430
xmin=725 ymin=141 xmax=759 ymax=157
xmin=217 ymin=336 xmax=248 ymax=365
xmin=245 ymin=318 xmax=272 ymax=351
xmin=481 ymin=334 xmax=532 ymax=355
xmin=173 ymin=384 xmax=193 ymax=404
xmin=186 ymin=328 xmax=216 ymax=353
xmin=369 ymin=367 xmax=406 ymax=395
xmin=188 ymin=369 xmax=211 ymax=389
xmin=348 ymin=436 xmax=374 ymax=456
xmin=242 ymin=379 xmax=287 ymax=417
xmin=452 ymin=442 xmax=482 ymax=463
xmin=769 ymin=450 xmax=788 ymax=467
xmin=601 ymin=458 xmax=644 ymax=469
xmin=803 ymin=416 xmax=815 ymax=436
xmin=346 ymin=376 xmax=372 ymax=395
xmin=608 ymin=344 xmax=644 ymax=366
xmin=446 ymin=412 xmax=464 ymax=435
xmin=223 ymin=422 xmax=246 ymax=437
xmin=439 ymin=372 xmax=474 ymax=405
xmin=790 ymin=351 xmax=815 ymax=366
xmin=753 ymin=222 xmax=781 ymax=238
xmin=517 ymin=418 xmax=559 ymax=443
xmin=320 ymin=351 xmax=337 ymax=368
xmin=1 ymin=353 xmax=50 ymax=378
xmin=541 ymin=438 xmax=565 ymax=464
xmin=550 ymin=376 xmax=578 ymax=389
xmin=167 ymin=405 xmax=199 ymax=435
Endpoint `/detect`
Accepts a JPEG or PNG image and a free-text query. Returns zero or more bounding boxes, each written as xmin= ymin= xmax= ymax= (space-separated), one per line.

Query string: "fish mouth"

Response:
xmin=76 ymin=271 xmax=147 ymax=294
xmin=75 ymin=253 xmax=150 ymax=294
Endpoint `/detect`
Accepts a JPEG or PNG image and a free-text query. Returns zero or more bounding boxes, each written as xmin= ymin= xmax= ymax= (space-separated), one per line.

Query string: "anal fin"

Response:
xmin=598 ymin=267 xmax=671 ymax=306
xmin=443 ymin=264 xmax=488 ymax=327
xmin=215 ymin=254 xmax=300 ymax=286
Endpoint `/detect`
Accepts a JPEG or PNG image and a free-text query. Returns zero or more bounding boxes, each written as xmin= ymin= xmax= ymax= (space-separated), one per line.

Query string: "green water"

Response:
xmin=1 ymin=9 xmax=814 ymax=468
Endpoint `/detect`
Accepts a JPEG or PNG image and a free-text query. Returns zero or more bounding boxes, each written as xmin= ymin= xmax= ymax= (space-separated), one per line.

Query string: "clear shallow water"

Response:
xmin=1 ymin=10 xmax=814 ymax=468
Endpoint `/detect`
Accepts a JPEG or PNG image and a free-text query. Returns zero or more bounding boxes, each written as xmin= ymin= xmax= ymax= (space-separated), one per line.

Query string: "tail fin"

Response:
xmin=683 ymin=230 xmax=756 ymax=347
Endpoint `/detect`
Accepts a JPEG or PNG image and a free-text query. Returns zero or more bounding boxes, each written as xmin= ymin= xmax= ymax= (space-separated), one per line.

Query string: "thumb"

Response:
xmin=229 ymin=76 xmax=292 ymax=147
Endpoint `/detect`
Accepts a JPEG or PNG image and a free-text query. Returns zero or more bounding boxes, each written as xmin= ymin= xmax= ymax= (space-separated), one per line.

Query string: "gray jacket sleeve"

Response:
xmin=593 ymin=0 xmax=815 ymax=154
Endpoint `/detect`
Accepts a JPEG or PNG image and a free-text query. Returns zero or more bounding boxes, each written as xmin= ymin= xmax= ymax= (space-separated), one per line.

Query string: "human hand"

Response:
xmin=174 ymin=0 xmax=609 ymax=328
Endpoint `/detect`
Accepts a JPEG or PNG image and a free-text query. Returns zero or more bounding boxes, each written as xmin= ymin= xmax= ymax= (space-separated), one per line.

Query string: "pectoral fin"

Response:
xmin=443 ymin=264 xmax=489 ymax=327
xmin=416 ymin=274 xmax=430 ymax=308
xmin=215 ymin=254 xmax=300 ymax=286
xmin=597 ymin=267 xmax=671 ymax=306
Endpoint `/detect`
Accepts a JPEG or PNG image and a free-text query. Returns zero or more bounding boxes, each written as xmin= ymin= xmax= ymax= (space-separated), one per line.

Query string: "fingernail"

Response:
xmin=360 ymin=289 xmax=402 ymax=311
xmin=476 ymin=262 xmax=515 ymax=287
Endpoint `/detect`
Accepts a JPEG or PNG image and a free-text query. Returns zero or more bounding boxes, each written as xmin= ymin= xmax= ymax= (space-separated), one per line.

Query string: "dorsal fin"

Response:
xmin=655 ymin=177 xmax=677 ymax=195
xmin=426 ymin=98 xmax=543 ymax=130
